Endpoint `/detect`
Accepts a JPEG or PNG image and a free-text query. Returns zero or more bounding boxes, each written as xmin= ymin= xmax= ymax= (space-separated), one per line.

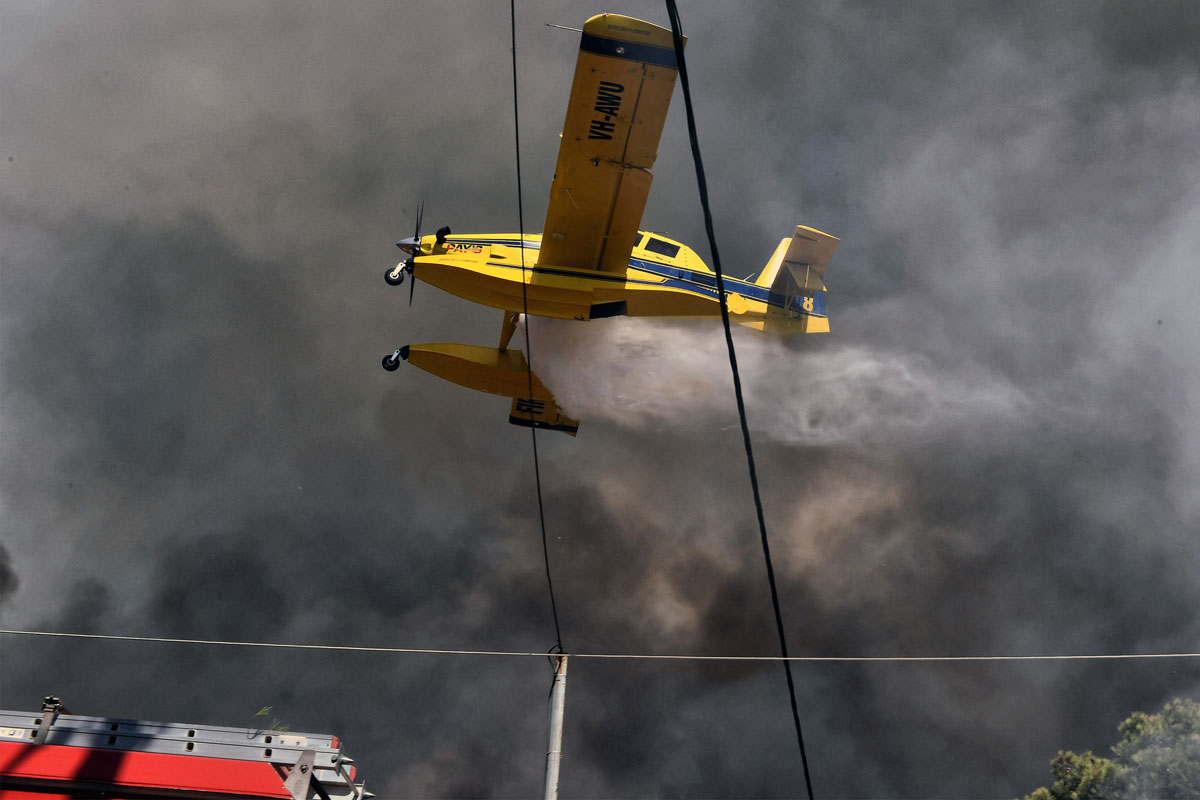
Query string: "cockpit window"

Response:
xmin=643 ymin=237 xmax=681 ymax=258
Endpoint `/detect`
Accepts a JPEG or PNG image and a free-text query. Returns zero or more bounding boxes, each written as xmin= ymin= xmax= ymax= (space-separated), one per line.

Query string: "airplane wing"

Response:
xmin=537 ymin=14 xmax=683 ymax=274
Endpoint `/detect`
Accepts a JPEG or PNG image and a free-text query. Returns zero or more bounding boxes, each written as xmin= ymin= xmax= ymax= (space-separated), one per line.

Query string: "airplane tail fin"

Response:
xmin=746 ymin=225 xmax=838 ymax=334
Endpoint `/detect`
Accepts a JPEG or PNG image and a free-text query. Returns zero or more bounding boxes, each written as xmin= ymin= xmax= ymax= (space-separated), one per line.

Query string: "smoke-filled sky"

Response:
xmin=2 ymin=1 xmax=1199 ymax=797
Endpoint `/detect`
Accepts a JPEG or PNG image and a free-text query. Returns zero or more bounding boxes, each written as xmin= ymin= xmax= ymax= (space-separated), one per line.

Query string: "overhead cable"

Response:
xmin=664 ymin=3 xmax=814 ymax=796
xmin=4 ymin=630 xmax=1197 ymax=662
xmin=511 ymin=0 xmax=563 ymax=657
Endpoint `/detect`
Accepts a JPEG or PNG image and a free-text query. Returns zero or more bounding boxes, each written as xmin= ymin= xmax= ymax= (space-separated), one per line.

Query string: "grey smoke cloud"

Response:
xmin=530 ymin=317 xmax=1033 ymax=447
xmin=0 ymin=543 xmax=17 ymax=604
xmin=3 ymin=1 xmax=1199 ymax=798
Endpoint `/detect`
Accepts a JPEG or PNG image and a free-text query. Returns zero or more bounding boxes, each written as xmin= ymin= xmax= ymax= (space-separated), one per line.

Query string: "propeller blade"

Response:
xmin=414 ymin=201 xmax=424 ymax=252
xmin=409 ymin=200 xmax=424 ymax=305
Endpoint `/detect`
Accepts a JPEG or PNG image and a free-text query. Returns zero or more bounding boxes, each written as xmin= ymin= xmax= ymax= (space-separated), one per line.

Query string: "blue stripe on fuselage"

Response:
xmin=434 ymin=237 xmax=826 ymax=317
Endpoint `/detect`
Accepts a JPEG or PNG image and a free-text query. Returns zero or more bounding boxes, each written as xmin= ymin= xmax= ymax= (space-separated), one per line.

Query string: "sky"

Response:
xmin=2 ymin=1 xmax=1199 ymax=797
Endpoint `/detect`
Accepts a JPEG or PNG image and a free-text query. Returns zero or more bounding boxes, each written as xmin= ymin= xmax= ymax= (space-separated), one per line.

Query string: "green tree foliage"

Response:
xmin=1023 ymin=750 xmax=1125 ymax=800
xmin=1112 ymin=699 xmax=1200 ymax=798
xmin=1022 ymin=698 xmax=1200 ymax=800
xmin=253 ymin=705 xmax=290 ymax=733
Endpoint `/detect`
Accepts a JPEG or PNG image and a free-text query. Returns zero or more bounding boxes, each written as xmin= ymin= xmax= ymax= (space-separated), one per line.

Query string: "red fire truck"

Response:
xmin=1 ymin=698 xmax=369 ymax=799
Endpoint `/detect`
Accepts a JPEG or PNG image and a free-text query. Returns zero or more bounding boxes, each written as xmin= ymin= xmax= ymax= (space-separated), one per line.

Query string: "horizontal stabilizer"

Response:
xmin=755 ymin=225 xmax=839 ymax=290
xmin=782 ymin=225 xmax=839 ymax=279
xmin=402 ymin=343 xmax=579 ymax=436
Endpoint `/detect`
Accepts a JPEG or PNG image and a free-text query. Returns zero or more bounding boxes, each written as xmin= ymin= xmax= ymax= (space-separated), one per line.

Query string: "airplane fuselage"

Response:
xmin=407 ymin=230 xmax=829 ymax=333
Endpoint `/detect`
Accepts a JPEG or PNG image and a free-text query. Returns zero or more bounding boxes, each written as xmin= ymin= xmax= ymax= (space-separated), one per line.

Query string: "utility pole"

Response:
xmin=542 ymin=654 xmax=568 ymax=800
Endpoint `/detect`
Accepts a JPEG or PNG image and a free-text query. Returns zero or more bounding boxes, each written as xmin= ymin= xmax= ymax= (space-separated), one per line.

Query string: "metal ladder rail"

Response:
xmin=2 ymin=708 xmax=357 ymax=788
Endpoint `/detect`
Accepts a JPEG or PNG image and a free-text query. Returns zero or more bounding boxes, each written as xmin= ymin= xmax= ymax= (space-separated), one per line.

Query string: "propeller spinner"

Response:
xmin=385 ymin=202 xmax=424 ymax=303
xmin=385 ymin=206 xmax=452 ymax=307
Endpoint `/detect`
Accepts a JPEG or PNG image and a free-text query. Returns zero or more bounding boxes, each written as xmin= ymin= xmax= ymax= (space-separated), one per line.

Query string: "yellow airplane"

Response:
xmin=382 ymin=13 xmax=838 ymax=435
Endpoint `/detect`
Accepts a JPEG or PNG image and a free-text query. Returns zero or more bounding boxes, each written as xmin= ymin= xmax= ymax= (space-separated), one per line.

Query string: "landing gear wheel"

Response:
xmin=382 ymin=353 xmax=401 ymax=372
xmin=385 ymin=267 xmax=405 ymax=286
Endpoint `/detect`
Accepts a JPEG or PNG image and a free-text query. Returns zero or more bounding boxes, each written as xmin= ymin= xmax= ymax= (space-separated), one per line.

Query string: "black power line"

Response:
xmin=663 ymin=3 xmax=816 ymax=797
xmin=510 ymin=0 xmax=563 ymax=658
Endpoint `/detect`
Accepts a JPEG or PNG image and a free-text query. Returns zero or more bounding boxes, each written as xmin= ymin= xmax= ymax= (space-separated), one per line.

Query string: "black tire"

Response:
xmin=382 ymin=354 xmax=401 ymax=372
xmin=385 ymin=267 xmax=405 ymax=286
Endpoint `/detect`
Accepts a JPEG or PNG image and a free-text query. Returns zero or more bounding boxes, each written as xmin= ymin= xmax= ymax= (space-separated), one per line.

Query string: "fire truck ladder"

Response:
xmin=0 ymin=697 xmax=371 ymax=799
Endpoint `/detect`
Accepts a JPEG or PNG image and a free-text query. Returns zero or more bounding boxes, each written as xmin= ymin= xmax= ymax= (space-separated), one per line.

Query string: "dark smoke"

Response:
xmin=3 ymin=2 xmax=1199 ymax=798
xmin=0 ymin=544 xmax=17 ymax=605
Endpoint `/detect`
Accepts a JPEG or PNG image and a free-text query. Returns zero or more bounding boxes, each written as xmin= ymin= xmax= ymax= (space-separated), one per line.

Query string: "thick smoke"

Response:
xmin=3 ymin=2 xmax=1199 ymax=798
xmin=0 ymin=544 xmax=18 ymax=605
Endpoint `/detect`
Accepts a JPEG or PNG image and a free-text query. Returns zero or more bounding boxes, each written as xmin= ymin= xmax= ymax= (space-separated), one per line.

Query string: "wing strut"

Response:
xmin=499 ymin=311 xmax=521 ymax=352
